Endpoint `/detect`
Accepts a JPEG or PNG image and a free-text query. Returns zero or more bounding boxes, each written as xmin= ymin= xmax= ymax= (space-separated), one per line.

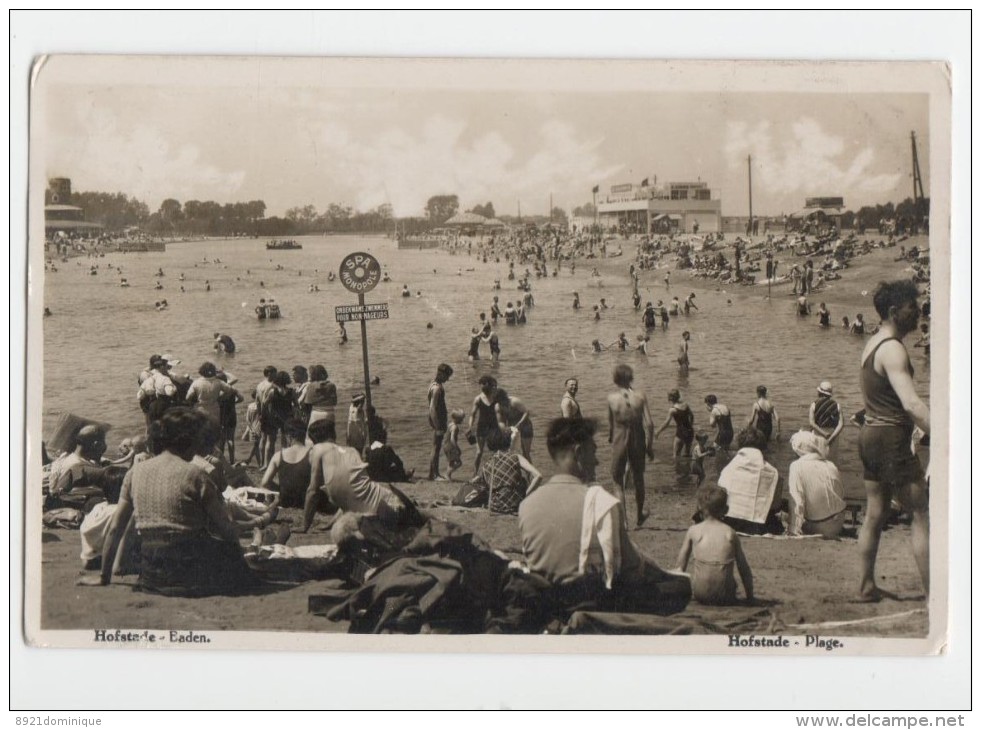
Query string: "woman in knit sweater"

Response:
xmin=80 ymin=408 xmax=258 ymax=596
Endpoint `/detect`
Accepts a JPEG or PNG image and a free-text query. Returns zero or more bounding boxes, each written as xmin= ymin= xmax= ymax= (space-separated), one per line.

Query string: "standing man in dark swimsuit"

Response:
xmin=748 ymin=385 xmax=780 ymax=444
xmin=704 ymin=394 xmax=734 ymax=452
xmin=655 ymin=389 xmax=696 ymax=461
xmin=607 ymin=365 xmax=655 ymax=527
xmin=468 ymin=375 xmax=505 ymax=474
xmin=427 ymin=363 xmax=453 ymax=481
xmin=857 ymin=280 xmax=930 ymax=602
xmin=560 ymin=378 xmax=582 ymax=419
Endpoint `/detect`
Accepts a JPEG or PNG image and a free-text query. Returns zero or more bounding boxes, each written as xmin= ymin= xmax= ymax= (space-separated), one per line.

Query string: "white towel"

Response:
xmin=579 ymin=485 xmax=622 ymax=589
xmin=718 ymin=448 xmax=780 ymax=523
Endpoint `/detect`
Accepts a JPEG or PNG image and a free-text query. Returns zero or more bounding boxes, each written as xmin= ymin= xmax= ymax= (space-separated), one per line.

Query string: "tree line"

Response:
xmin=67 ymin=188 xmax=926 ymax=237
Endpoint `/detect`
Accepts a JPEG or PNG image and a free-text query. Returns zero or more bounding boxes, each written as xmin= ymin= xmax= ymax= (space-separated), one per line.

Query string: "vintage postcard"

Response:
xmin=25 ymin=55 xmax=952 ymax=656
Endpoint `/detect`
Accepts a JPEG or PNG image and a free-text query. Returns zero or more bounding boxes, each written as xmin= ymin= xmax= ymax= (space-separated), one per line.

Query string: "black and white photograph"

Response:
xmin=11 ymin=10 xmax=970 ymax=713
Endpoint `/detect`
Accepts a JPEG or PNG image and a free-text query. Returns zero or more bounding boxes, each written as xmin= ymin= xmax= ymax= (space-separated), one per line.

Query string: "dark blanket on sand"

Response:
xmin=309 ymin=516 xmax=695 ymax=635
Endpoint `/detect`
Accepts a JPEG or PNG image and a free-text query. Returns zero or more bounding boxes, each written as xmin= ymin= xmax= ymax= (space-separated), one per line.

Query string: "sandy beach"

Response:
xmin=39 ymin=235 xmax=932 ymax=639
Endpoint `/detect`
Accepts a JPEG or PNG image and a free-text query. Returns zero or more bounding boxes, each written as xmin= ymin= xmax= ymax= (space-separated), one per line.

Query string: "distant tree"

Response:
xmin=468 ymin=201 xmax=495 ymax=219
xmin=425 ymin=195 xmax=459 ymax=224
xmin=159 ymin=198 xmax=183 ymax=224
xmin=572 ymin=202 xmax=596 ymax=218
xmin=550 ymin=206 xmax=568 ymax=226
xmin=71 ymin=191 xmax=149 ymax=230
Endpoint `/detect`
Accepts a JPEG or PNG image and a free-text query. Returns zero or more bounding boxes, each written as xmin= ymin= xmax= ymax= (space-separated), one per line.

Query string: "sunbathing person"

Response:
xmin=260 ymin=417 xmax=313 ymax=507
xmin=716 ymin=427 xmax=784 ymax=535
xmin=79 ymin=408 xmax=259 ymax=596
xmin=676 ymin=486 xmax=754 ymax=605
xmin=301 ymin=426 xmax=421 ymax=532
xmin=518 ymin=417 xmax=691 ymax=615
xmin=46 ymin=425 xmax=127 ymax=506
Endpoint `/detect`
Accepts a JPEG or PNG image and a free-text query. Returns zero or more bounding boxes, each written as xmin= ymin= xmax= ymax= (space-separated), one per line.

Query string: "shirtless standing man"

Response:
xmin=427 ymin=363 xmax=453 ymax=481
xmin=607 ymin=364 xmax=655 ymax=527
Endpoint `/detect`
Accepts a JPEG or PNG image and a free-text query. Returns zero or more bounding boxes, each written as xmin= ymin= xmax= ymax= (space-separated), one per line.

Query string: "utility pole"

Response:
xmin=748 ymin=154 xmax=754 ymax=236
xmin=911 ymin=131 xmax=926 ymax=232
xmin=549 ymin=193 xmax=553 ymax=222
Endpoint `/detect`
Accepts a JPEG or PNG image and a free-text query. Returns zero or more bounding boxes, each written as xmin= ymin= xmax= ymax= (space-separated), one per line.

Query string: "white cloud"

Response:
xmin=318 ymin=115 xmax=621 ymax=217
xmin=47 ymin=104 xmax=245 ymax=208
xmin=724 ymin=116 xmax=901 ymax=203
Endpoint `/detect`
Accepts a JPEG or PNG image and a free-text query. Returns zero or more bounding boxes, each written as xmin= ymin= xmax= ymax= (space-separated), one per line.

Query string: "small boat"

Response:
xmin=266 ymin=239 xmax=303 ymax=250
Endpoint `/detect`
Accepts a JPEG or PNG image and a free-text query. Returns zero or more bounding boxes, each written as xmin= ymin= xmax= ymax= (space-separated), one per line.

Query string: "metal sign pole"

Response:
xmin=338 ymin=251 xmax=383 ymax=411
xmin=358 ymin=290 xmax=372 ymax=408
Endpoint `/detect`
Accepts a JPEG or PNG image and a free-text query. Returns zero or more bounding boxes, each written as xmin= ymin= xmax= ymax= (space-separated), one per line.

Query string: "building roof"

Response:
xmin=790 ymin=207 xmax=842 ymax=218
xmin=44 ymin=219 xmax=103 ymax=229
xmin=444 ymin=211 xmax=489 ymax=226
xmin=45 ymin=204 xmax=83 ymax=212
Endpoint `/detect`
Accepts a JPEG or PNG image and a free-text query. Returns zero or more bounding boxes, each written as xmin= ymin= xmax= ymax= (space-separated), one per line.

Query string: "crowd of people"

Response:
xmin=41 ymin=215 xmax=932 ymax=629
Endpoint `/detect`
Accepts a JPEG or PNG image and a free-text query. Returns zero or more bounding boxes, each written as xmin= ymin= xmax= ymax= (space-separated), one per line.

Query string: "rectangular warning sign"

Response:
xmin=335 ymin=303 xmax=390 ymax=322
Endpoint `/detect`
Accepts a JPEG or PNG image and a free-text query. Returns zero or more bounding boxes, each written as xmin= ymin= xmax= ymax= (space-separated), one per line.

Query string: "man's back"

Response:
xmin=518 ymin=475 xmax=588 ymax=586
xmin=608 ymin=389 xmax=645 ymax=428
xmin=311 ymin=441 xmax=380 ymax=514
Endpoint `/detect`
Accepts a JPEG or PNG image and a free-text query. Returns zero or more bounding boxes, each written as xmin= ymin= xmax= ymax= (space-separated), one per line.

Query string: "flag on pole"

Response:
xmin=591 ymin=185 xmax=599 ymax=194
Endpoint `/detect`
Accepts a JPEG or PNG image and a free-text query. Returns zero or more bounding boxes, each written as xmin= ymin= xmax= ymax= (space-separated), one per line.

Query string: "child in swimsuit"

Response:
xmin=690 ymin=432 xmax=715 ymax=487
xmin=443 ymin=410 xmax=465 ymax=481
xmin=676 ymin=486 xmax=754 ymax=606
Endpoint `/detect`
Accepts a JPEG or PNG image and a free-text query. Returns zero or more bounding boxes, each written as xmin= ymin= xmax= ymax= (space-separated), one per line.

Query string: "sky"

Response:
xmin=43 ymin=80 xmax=929 ymax=219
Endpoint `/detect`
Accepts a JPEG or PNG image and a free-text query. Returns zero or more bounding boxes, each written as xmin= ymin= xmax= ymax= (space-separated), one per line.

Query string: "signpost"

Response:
xmin=337 ymin=252 xmax=383 ymax=408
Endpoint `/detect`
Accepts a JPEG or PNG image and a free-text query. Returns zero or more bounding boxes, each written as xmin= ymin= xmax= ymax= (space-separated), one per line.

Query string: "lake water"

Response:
xmin=42 ymin=234 xmax=930 ymax=501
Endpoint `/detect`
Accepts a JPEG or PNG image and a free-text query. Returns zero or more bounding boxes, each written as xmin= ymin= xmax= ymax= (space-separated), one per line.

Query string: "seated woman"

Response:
xmin=259 ymin=418 xmax=312 ymax=507
xmin=79 ymin=408 xmax=259 ymax=597
xmin=456 ymin=427 xmax=541 ymax=514
xmin=364 ymin=406 xmax=414 ymax=482
xmin=715 ymin=427 xmax=784 ymax=535
xmin=787 ymin=430 xmax=847 ymax=539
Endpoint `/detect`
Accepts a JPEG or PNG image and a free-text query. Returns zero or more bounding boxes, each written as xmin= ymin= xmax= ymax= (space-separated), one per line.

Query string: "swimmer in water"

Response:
xmin=591 ymin=339 xmax=606 ymax=353
xmin=573 ymin=292 xmax=581 ymax=310
xmin=642 ymin=302 xmax=658 ymax=331
xmin=402 ymin=285 xmax=411 ymax=297
xmin=467 ymin=328 xmax=482 ymax=361
xmin=593 ymin=305 xmax=601 ymax=321
xmin=636 ymin=335 xmax=650 ymax=356
xmin=817 ymin=302 xmax=831 ymax=327
xmin=655 ymin=388 xmax=695 ymax=461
